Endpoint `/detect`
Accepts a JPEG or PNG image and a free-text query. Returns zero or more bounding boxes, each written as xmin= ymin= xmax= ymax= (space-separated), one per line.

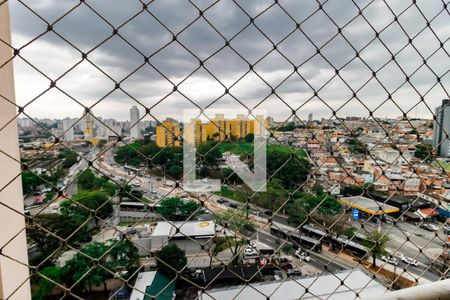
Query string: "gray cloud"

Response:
xmin=8 ymin=0 xmax=450 ymax=121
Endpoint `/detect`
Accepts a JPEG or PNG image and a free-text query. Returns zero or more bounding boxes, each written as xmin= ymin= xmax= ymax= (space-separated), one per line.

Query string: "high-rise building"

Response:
xmin=432 ymin=99 xmax=450 ymax=157
xmin=83 ymin=114 xmax=95 ymax=138
xmin=308 ymin=113 xmax=313 ymax=123
xmin=61 ymin=117 xmax=75 ymax=142
xmin=18 ymin=117 xmax=33 ymax=128
xmin=130 ymin=105 xmax=141 ymax=139
xmin=266 ymin=116 xmax=274 ymax=128
xmin=156 ymin=114 xmax=266 ymax=147
xmin=156 ymin=120 xmax=181 ymax=148
xmin=229 ymin=114 xmax=251 ymax=139
xmin=194 ymin=119 xmax=207 ymax=144
xmin=205 ymin=114 xmax=230 ymax=141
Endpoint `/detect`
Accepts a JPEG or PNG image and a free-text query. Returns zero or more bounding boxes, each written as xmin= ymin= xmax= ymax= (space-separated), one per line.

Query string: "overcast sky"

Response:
xmin=9 ymin=0 xmax=450 ymax=122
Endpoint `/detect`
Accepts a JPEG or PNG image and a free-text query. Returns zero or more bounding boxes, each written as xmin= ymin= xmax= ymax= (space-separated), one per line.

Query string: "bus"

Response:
xmin=123 ymin=165 xmax=140 ymax=175
xmin=290 ymin=232 xmax=322 ymax=253
xmin=270 ymin=226 xmax=322 ymax=253
xmin=301 ymin=224 xmax=329 ymax=241
xmin=332 ymin=236 xmax=368 ymax=258
xmin=270 ymin=226 xmax=289 ymax=239
xmin=348 ymin=232 xmax=367 ymax=245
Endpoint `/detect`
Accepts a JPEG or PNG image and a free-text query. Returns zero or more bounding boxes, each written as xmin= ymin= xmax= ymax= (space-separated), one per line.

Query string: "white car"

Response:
xmin=398 ymin=254 xmax=418 ymax=267
xmin=244 ymin=246 xmax=258 ymax=257
xmin=288 ymin=268 xmax=302 ymax=276
xmin=381 ymin=255 xmax=399 ymax=266
xmin=294 ymin=250 xmax=311 ymax=262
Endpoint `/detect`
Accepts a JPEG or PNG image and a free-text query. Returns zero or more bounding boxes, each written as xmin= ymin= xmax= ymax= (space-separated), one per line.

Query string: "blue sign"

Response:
xmin=352 ymin=208 xmax=360 ymax=220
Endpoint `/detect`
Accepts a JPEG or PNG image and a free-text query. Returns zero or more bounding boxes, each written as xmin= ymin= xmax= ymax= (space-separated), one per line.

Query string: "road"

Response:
xmin=257 ymin=231 xmax=348 ymax=274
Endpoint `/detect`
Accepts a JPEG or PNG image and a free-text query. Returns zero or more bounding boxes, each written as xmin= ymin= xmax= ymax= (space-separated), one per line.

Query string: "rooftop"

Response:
xmin=152 ymin=221 xmax=216 ymax=238
xmin=339 ymin=196 xmax=400 ymax=215
xmin=199 ymin=269 xmax=387 ymax=300
xmin=130 ymin=271 xmax=175 ymax=300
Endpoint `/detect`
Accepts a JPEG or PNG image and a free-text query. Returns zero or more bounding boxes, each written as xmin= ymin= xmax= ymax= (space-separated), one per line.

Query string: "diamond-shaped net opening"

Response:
xmin=0 ymin=0 xmax=449 ymax=299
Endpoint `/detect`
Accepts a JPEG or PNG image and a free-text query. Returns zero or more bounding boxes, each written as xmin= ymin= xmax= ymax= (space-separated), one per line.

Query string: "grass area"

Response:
xmin=218 ymin=142 xmax=306 ymax=158
xmin=268 ymin=144 xmax=306 ymax=158
xmin=215 ymin=186 xmax=248 ymax=203
xmin=436 ymin=159 xmax=450 ymax=171
xmin=213 ymin=236 xmax=242 ymax=254
xmin=218 ymin=142 xmax=254 ymax=155
xmin=142 ymin=196 xmax=154 ymax=204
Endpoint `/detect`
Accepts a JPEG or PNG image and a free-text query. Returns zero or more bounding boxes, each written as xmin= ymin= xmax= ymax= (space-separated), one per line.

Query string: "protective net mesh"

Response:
xmin=0 ymin=0 xmax=449 ymax=299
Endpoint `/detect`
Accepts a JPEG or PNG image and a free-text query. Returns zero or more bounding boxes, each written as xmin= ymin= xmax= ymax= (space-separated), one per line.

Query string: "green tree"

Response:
xmin=107 ymin=239 xmax=140 ymax=280
xmin=61 ymin=191 xmax=113 ymax=228
xmin=76 ymin=191 xmax=112 ymax=219
xmin=216 ymin=209 xmax=256 ymax=264
xmin=197 ymin=141 xmax=222 ymax=167
xmin=118 ymin=184 xmax=132 ymax=201
xmin=342 ymin=184 xmax=364 ymax=196
xmin=166 ymin=165 xmax=182 ymax=179
xmin=62 ymin=240 xmax=139 ymax=291
xmin=77 ymin=169 xmax=96 ymax=190
xmin=312 ymin=183 xmax=324 ymax=195
xmin=288 ymin=192 xmax=342 ymax=221
xmin=156 ymin=244 xmax=187 ymax=279
xmin=346 ymin=138 xmax=368 ymax=155
xmin=33 ymin=266 xmax=63 ymax=300
xmin=21 ymin=171 xmax=43 ymax=194
xmin=60 ymin=150 xmax=78 ymax=168
xmin=414 ymin=143 xmax=432 ymax=160
xmin=156 ymin=197 xmax=200 ymax=221
xmin=220 ymin=168 xmax=243 ymax=185
xmin=286 ymin=199 xmax=307 ymax=227
xmin=252 ymin=179 xmax=286 ymax=211
xmin=244 ymin=133 xmax=254 ymax=143
xmin=62 ymin=242 xmax=109 ymax=291
xmin=26 ymin=214 xmax=62 ymax=265
xmin=129 ymin=189 xmax=144 ymax=201
xmin=363 ymin=231 xmax=389 ymax=267
xmin=266 ymin=148 xmax=311 ymax=188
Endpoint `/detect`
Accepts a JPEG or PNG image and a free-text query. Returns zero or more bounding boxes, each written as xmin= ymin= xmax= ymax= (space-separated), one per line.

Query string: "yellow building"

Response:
xmin=252 ymin=115 xmax=266 ymax=136
xmin=206 ymin=114 xmax=230 ymax=141
xmin=229 ymin=114 xmax=250 ymax=139
xmin=195 ymin=119 xmax=207 ymax=144
xmin=155 ymin=114 xmax=267 ymax=147
xmin=156 ymin=120 xmax=181 ymax=148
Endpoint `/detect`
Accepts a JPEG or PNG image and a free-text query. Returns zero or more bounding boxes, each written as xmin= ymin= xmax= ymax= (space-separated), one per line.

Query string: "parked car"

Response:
xmin=288 ymin=268 xmax=302 ymax=276
xmin=216 ymin=198 xmax=227 ymax=204
xmin=398 ymin=254 xmax=418 ymax=267
xmin=200 ymin=209 xmax=210 ymax=214
xmin=294 ymin=250 xmax=311 ymax=262
xmin=381 ymin=255 xmax=399 ymax=266
xmin=443 ymin=224 xmax=450 ymax=234
xmin=264 ymin=210 xmax=273 ymax=216
xmin=229 ymin=203 xmax=238 ymax=208
xmin=420 ymin=223 xmax=439 ymax=232
xmin=244 ymin=245 xmax=258 ymax=257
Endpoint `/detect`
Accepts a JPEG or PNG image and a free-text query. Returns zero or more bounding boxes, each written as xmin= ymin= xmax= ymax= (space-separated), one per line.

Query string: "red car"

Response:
xmin=32 ymin=195 xmax=45 ymax=205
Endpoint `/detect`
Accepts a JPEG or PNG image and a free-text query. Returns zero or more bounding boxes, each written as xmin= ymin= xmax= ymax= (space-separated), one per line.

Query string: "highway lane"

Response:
xmin=257 ymin=231 xmax=349 ymax=274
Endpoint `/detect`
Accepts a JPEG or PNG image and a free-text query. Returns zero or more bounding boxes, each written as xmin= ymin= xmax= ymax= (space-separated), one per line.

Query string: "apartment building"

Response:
xmin=156 ymin=120 xmax=181 ymax=148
